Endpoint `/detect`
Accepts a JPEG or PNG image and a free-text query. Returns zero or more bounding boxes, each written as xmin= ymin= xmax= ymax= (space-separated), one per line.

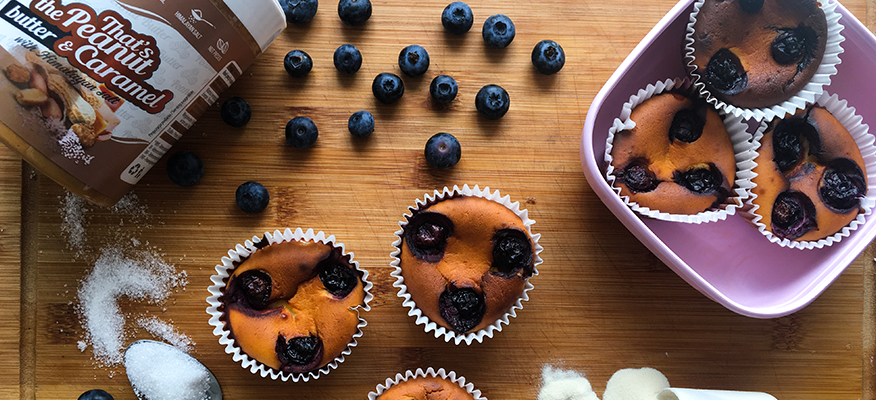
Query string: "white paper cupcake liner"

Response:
xmin=205 ymin=228 xmax=373 ymax=382
xmin=367 ymin=367 xmax=486 ymax=400
xmin=684 ymin=0 xmax=845 ymax=121
xmin=740 ymin=92 xmax=876 ymax=249
xmin=389 ymin=184 xmax=543 ymax=345
xmin=604 ymin=77 xmax=758 ymax=223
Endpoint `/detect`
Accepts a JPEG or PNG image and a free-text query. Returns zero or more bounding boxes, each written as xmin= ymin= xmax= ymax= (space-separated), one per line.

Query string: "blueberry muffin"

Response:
xmin=689 ymin=0 xmax=828 ymax=109
xmin=751 ymin=105 xmax=867 ymax=241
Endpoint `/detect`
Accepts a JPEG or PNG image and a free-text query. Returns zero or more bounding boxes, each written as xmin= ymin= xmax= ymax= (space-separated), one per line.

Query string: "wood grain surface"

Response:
xmin=2 ymin=0 xmax=874 ymax=399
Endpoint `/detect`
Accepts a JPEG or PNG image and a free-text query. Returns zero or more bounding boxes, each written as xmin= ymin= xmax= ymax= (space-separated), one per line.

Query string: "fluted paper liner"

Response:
xmin=741 ymin=92 xmax=876 ymax=249
xmin=390 ymin=184 xmax=543 ymax=345
xmin=604 ymin=77 xmax=758 ymax=223
xmin=206 ymin=228 xmax=373 ymax=382
xmin=684 ymin=0 xmax=845 ymax=121
xmin=659 ymin=388 xmax=777 ymax=400
xmin=367 ymin=367 xmax=486 ymax=400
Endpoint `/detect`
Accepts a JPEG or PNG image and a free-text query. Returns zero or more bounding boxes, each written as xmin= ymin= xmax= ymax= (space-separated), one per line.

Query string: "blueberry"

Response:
xmin=482 ymin=14 xmax=515 ymax=49
xmin=668 ymin=107 xmax=705 ymax=143
xmin=771 ymin=26 xmax=817 ymax=67
xmin=819 ymin=158 xmax=866 ymax=213
xmin=284 ymin=50 xmax=313 ymax=78
xmin=430 ymin=75 xmax=458 ymax=104
xmin=475 ymin=84 xmax=509 ymax=120
xmin=531 ymin=40 xmax=565 ymax=75
xmin=236 ymin=181 xmax=270 ymax=214
xmin=424 ymin=132 xmax=461 ymax=169
xmin=771 ymin=190 xmax=817 ymax=240
xmin=348 ymin=110 xmax=374 ymax=138
xmin=704 ymin=48 xmax=748 ymax=96
xmin=78 ymin=390 xmax=114 ymax=400
xmin=372 ymin=72 xmax=405 ymax=104
xmin=280 ymin=0 xmax=318 ymax=23
xmin=237 ymin=269 xmax=272 ymax=309
xmin=441 ymin=1 xmax=473 ymax=35
xmin=491 ymin=229 xmax=533 ymax=278
xmin=673 ymin=164 xmax=724 ymax=195
xmin=166 ymin=151 xmax=204 ymax=187
xmin=333 ymin=44 xmax=362 ymax=75
xmin=398 ymin=45 xmax=430 ymax=77
xmin=438 ymin=285 xmax=485 ymax=333
xmin=276 ymin=335 xmax=323 ymax=373
xmin=618 ymin=159 xmax=659 ymax=193
xmin=337 ymin=0 xmax=371 ymax=25
xmin=404 ymin=212 xmax=454 ymax=262
xmin=772 ymin=117 xmax=819 ymax=172
xmin=318 ymin=260 xmax=359 ymax=297
xmin=285 ymin=116 xmax=319 ymax=149
xmin=220 ymin=97 xmax=251 ymax=127
xmin=738 ymin=0 xmax=763 ymax=13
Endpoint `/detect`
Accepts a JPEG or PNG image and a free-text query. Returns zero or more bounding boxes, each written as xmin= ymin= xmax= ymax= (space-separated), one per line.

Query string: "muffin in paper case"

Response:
xmin=684 ymin=0 xmax=845 ymax=121
xmin=390 ymin=184 xmax=543 ymax=345
xmin=604 ymin=77 xmax=758 ymax=223
xmin=368 ymin=367 xmax=486 ymax=400
xmin=206 ymin=228 xmax=373 ymax=382
xmin=741 ymin=92 xmax=876 ymax=249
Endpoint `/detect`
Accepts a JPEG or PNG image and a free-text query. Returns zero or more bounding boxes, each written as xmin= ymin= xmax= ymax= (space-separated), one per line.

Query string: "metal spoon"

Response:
xmin=124 ymin=340 xmax=222 ymax=400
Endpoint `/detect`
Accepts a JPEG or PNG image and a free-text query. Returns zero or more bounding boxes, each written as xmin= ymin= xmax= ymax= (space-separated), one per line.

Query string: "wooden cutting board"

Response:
xmin=1 ymin=0 xmax=874 ymax=399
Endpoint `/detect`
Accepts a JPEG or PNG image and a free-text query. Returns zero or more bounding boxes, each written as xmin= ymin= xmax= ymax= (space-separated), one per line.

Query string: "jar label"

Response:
xmin=0 ymin=0 xmax=265 ymax=201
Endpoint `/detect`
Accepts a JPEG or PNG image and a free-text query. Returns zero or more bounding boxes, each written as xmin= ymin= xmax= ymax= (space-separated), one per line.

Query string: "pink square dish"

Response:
xmin=580 ymin=0 xmax=876 ymax=318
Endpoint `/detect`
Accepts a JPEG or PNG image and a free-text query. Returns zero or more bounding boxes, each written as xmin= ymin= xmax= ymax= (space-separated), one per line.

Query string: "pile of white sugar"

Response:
xmin=77 ymin=247 xmax=188 ymax=367
xmin=125 ymin=341 xmax=210 ymax=400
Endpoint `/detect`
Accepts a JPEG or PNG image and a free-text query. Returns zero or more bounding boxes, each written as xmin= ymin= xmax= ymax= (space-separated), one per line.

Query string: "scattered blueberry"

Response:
xmin=348 ymin=110 xmax=374 ymax=138
xmin=441 ymin=1 xmax=473 ymax=35
xmin=284 ymin=50 xmax=313 ymax=78
xmin=166 ymin=151 xmax=204 ymax=187
xmin=372 ymin=72 xmax=405 ymax=104
xmin=397 ymin=45 xmax=430 ymax=77
xmin=430 ymin=75 xmax=458 ymax=104
xmin=482 ymin=14 xmax=515 ymax=49
xmin=280 ymin=0 xmax=318 ymax=23
xmin=78 ymin=389 xmax=114 ymax=400
xmin=285 ymin=116 xmax=319 ymax=149
xmin=220 ymin=97 xmax=251 ymax=127
xmin=236 ymin=181 xmax=270 ymax=214
xmin=475 ymin=84 xmax=509 ymax=119
xmin=424 ymin=132 xmax=461 ymax=169
xmin=338 ymin=0 xmax=371 ymax=25
xmin=333 ymin=44 xmax=362 ymax=75
xmin=531 ymin=40 xmax=565 ymax=75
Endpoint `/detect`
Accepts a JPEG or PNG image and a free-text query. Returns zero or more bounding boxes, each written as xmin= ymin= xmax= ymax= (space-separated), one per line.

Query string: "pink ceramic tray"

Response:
xmin=581 ymin=0 xmax=876 ymax=318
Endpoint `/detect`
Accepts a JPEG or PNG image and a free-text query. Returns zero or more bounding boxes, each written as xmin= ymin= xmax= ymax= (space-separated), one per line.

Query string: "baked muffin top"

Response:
xmin=610 ymin=91 xmax=736 ymax=215
xmin=399 ymin=195 xmax=535 ymax=334
xmin=690 ymin=0 xmax=828 ymax=108
xmin=377 ymin=376 xmax=475 ymax=400
xmin=222 ymin=239 xmax=365 ymax=373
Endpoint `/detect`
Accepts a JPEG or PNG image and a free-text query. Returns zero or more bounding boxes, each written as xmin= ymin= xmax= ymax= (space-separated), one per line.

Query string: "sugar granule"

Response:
xmin=77 ymin=247 xmax=188 ymax=367
xmin=538 ymin=365 xmax=599 ymax=400
xmin=59 ymin=192 xmax=88 ymax=252
xmin=603 ymin=367 xmax=669 ymax=400
xmin=125 ymin=341 xmax=210 ymax=400
xmin=137 ymin=316 xmax=194 ymax=353
xmin=110 ymin=192 xmax=149 ymax=219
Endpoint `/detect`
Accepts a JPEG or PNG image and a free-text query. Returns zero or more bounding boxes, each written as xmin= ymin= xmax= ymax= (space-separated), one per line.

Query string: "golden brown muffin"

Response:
xmin=377 ymin=376 xmax=475 ymax=400
xmin=399 ymin=195 xmax=535 ymax=334
xmin=751 ymin=105 xmax=867 ymax=241
xmin=690 ymin=0 xmax=827 ymax=108
xmin=610 ymin=92 xmax=737 ymax=215
xmin=222 ymin=239 xmax=365 ymax=373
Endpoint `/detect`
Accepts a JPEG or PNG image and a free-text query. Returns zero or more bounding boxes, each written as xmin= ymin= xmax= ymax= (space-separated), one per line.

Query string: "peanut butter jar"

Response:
xmin=0 ymin=0 xmax=285 ymax=206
